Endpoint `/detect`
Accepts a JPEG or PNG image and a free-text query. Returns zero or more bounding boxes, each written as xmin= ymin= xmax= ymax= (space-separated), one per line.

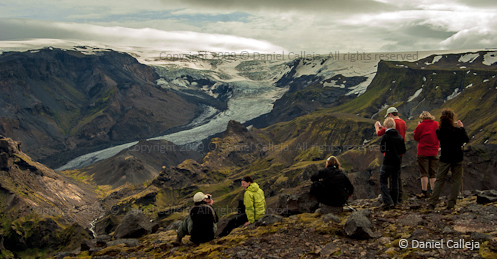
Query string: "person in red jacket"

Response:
xmin=375 ymin=107 xmax=407 ymax=202
xmin=413 ymin=111 xmax=439 ymax=198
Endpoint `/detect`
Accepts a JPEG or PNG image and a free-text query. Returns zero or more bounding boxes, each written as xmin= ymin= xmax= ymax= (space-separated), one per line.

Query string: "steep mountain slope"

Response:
xmin=61 ymin=139 xmax=203 ymax=188
xmin=92 ymin=51 xmax=497 ymax=227
xmin=0 ymin=48 xmax=200 ymax=168
xmin=0 ymin=136 xmax=99 ymax=257
xmin=331 ymin=51 xmax=497 ymax=120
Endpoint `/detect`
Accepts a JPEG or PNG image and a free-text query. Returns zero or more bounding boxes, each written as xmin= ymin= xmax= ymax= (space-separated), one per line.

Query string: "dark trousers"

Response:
xmin=219 ymin=200 xmax=247 ymax=237
xmin=218 ymin=213 xmax=248 ymax=237
xmin=381 ymin=164 xmax=400 ymax=205
xmin=389 ymin=156 xmax=403 ymax=201
xmin=429 ymin=161 xmax=463 ymax=209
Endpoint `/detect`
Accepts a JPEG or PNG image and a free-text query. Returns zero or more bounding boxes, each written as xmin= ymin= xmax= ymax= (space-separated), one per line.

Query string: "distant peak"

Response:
xmin=225 ymin=120 xmax=249 ymax=135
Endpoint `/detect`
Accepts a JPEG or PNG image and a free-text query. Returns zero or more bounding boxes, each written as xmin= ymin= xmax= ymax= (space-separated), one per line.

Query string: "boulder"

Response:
xmin=107 ymin=238 xmax=140 ymax=248
xmin=319 ymin=242 xmax=339 ymax=257
xmin=113 ymin=210 xmax=158 ymax=239
xmin=471 ymin=232 xmax=493 ymax=242
xmin=318 ymin=204 xmax=343 ymax=215
xmin=54 ymin=252 xmax=75 ymax=259
xmin=277 ymin=191 xmax=319 ymax=216
xmin=81 ymin=240 xmax=94 ymax=251
xmin=344 ymin=209 xmax=374 ymax=239
xmin=256 ymin=214 xmax=283 ymax=226
xmin=476 ymin=190 xmax=497 ymax=204
xmin=95 ymin=235 xmax=111 ymax=247
xmin=94 ymin=215 xmax=119 ymax=236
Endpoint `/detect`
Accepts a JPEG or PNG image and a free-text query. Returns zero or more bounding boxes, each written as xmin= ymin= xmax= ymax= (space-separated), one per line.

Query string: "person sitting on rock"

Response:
xmin=310 ymin=156 xmax=354 ymax=209
xmin=175 ymin=192 xmax=218 ymax=245
xmin=219 ymin=176 xmax=266 ymax=237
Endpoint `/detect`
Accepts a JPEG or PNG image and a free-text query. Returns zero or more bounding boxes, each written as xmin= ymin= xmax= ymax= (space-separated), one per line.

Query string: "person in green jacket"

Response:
xmin=219 ymin=176 xmax=266 ymax=237
xmin=242 ymin=176 xmax=266 ymax=226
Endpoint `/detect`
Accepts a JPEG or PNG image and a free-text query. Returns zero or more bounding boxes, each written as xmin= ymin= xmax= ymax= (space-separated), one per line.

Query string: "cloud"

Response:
xmin=0 ymin=19 xmax=286 ymax=53
xmin=1 ymin=0 xmax=496 ymax=53
xmin=162 ymin=0 xmax=394 ymax=14
xmin=440 ymin=27 xmax=497 ymax=49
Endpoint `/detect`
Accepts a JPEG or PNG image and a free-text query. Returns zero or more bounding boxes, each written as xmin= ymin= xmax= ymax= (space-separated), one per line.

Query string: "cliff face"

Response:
xmin=0 ymin=136 xmax=98 ymax=225
xmin=0 ymin=48 xmax=199 ymax=168
xmin=0 ymin=136 xmax=99 ymax=257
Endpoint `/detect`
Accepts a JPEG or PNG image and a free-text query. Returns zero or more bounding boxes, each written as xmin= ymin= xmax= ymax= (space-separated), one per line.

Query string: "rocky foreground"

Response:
xmin=54 ymin=191 xmax=497 ymax=259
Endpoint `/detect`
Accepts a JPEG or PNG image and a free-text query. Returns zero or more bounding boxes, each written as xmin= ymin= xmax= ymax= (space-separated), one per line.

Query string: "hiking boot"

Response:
xmin=416 ymin=192 xmax=430 ymax=199
xmin=172 ymin=236 xmax=182 ymax=246
xmin=380 ymin=203 xmax=394 ymax=211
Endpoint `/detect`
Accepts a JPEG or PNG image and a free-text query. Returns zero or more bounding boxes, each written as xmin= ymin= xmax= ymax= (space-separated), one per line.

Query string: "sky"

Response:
xmin=0 ymin=0 xmax=496 ymax=54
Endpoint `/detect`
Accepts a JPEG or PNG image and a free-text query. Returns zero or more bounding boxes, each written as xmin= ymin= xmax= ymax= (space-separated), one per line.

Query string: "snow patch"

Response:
xmin=323 ymin=81 xmax=345 ymax=88
xmin=466 ymin=83 xmax=473 ymax=88
xmin=483 ymin=52 xmax=497 ymax=66
xmin=460 ymin=66 xmax=467 ymax=69
xmin=447 ymin=88 xmax=460 ymax=101
xmin=423 ymin=77 xmax=426 ymax=82
xmin=371 ymin=103 xmax=389 ymax=119
xmin=484 ymin=79 xmax=490 ymax=83
xmin=458 ymin=53 xmax=479 ymax=63
xmin=425 ymin=56 xmax=442 ymax=65
xmin=408 ymin=88 xmax=423 ymax=102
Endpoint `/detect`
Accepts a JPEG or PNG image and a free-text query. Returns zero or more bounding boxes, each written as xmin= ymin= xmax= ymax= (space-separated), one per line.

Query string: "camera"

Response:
xmin=207 ymin=195 xmax=212 ymax=200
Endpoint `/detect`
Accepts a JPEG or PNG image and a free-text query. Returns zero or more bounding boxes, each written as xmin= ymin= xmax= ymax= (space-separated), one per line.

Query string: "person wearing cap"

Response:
xmin=175 ymin=191 xmax=218 ymax=245
xmin=310 ymin=156 xmax=354 ymax=209
xmin=374 ymin=106 xmax=407 ymax=202
xmin=379 ymin=117 xmax=406 ymax=210
xmin=413 ymin=111 xmax=439 ymax=199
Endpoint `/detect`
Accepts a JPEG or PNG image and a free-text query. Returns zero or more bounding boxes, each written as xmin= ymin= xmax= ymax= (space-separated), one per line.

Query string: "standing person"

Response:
xmin=310 ymin=156 xmax=354 ymax=208
xmin=413 ymin=111 xmax=439 ymax=198
xmin=375 ymin=107 xmax=407 ymax=202
xmin=218 ymin=176 xmax=266 ymax=237
xmin=428 ymin=108 xmax=469 ymax=211
xmin=175 ymin=192 xmax=218 ymax=245
xmin=379 ymin=117 xmax=406 ymax=210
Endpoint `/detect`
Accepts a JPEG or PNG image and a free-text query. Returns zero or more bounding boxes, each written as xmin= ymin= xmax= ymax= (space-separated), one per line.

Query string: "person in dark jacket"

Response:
xmin=428 ymin=108 xmax=469 ymax=211
xmin=310 ymin=156 xmax=354 ymax=207
xmin=413 ymin=111 xmax=439 ymax=198
xmin=379 ymin=117 xmax=406 ymax=210
xmin=176 ymin=192 xmax=218 ymax=245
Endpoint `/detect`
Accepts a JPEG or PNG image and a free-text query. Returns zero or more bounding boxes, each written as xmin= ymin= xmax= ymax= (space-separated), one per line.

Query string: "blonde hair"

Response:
xmin=419 ymin=111 xmax=435 ymax=120
xmin=384 ymin=117 xmax=396 ymax=129
xmin=326 ymin=156 xmax=341 ymax=169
